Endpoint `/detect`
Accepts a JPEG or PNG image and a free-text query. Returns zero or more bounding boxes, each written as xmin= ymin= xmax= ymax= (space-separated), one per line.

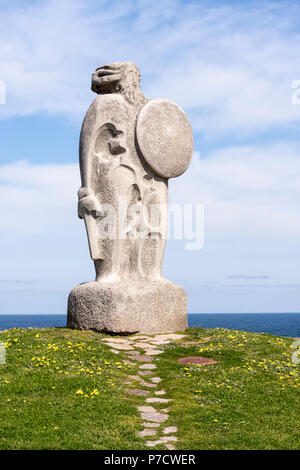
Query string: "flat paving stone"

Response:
xmin=142 ymin=422 xmax=160 ymax=428
xmin=145 ymin=441 xmax=159 ymax=447
xmin=146 ymin=397 xmax=170 ymax=404
xmin=150 ymin=377 xmax=161 ymax=383
xmin=145 ymin=350 xmax=162 ymax=356
xmin=148 ymin=339 xmax=170 ymax=346
xmin=110 ymin=349 xmax=120 ymax=354
xmin=154 ymin=334 xmax=186 ymax=341
xmin=127 ymin=389 xmax=149 ymax=397
xmin=140 ymin=381 xmax=157 ymax=388
xmin=126 ymin=350 xmax=141 ymax=356
xmin=145 ymin=436 xmax=177 ymax=447
xmin=105 ymin=343 xmax=134 ymax=351
xmin=138 ymin=406 xmax=159 ymax=413
xmin=161 ymin=436 xmax=178 ymax=442
xmin=102 ymin=337 xmax=133 ymax=344
xmin=139 ymin=429 xmax=157 ymax=437
xmin=139 ymin=364 xmax=157 ymax=370
xmin=123 ymin=360 xmax=136 ymax=366
xmin=163 ymin=426 xmax=177 ymax=434
xmin=134 ymin=342 xmax=157 ymax=349
xmin=128 ymin=354 xmax=153 ymax=362
xmin=128 ymin=375 xmax=143 ymax=382
xmin=138 ymin=370 xmax=152 ymax=376
xmin=165 ymin=444 xmax=176 ymax=450
xmin=140 ymin=411 xmax=169 ymax=423
xmin=131 ymin=335 xmax=151 ymax=341
xmin=138 ymin=356 xmax=153 ymax=362
xmin=155 ymin=390 xmax=166 ymax=395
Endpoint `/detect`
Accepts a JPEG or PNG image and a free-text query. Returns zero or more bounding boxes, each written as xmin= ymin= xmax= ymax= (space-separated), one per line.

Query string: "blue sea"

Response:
xmin=0 ymin=313 xmax=299 ymax=337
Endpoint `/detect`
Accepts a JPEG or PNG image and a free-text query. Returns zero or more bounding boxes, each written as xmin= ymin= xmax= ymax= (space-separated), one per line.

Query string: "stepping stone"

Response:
xmin=145 ymin=436 xmax=177 ymax=447
xmin=140 ymin=381 xmax=157 ymax=388
xmin=161 ymin=408 xmax=170 ymax=412
xmin=134 ymin=342 xmax=157 ymax=349
xmin=126 ymin=354 xmax=141 ymax=361
xmin=138 ymin=406 xmax=169 ymax=423
xmin=154 ymin=334 xmax=186 ymax=341
xmin=127 ymin=389 xmax=149 ymax=397
xmin=150 ymin=377 xmax=161 ymax=383
xmin=126 ymin=350 xmax=141 ymax=356
xmin=138 ymin=356 xmax=153 ymax=362
xmin=138 ymin=406 xmax=159 ymax=413
xmin=148 ymin=339 xmax=170 ymax=346
xmin=163 ymin=426 xmax=177 ymax=434
xmin=155 ymin=390 xmax=166 ymax=395
xmin=138 ymin=370 xmax=152 ymax=376
xmin=106 ymin=343 xmax=134 ymax=351
xmin=139 ymin=364 xmax=156 ymax=370
xmin=140 ymin=411 xmax=169 ymax=423
xmin=102 ymin=337 xmax=133 ymax=344
xmin=123 ymin=360 xmax=136 ymax=366
xmin=128 ymin=375 xmax=143 ymax=382
xmin=128 ymin=354 xmax=153 ymax=362
xmin=139 ymin=429 xmax=157 ymax=437
xmin=131 ymin=335 xmax=151 ymax=341
xmin=110 ymin=349 xmax=119 ymax=354
xmin=145 ymin=350 xmax=162 ymax=356
xmin=161 ymin=436 xmax=178 ymax=442
xmin=142 ymin=422 xmax=160 ymax=428
xmin=145 ymin=441 xmax=160 ymax=447
xmin=146 ymin=397 xmax=170 ymax=404
xmin=165 ymin=444 xmax=176 ymax=450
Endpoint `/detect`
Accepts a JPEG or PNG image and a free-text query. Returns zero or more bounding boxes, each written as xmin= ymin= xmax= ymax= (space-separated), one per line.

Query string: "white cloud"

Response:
xmin=0 ymin=159 xmax=93 ymax=294
xmin=170 ymin=143 xmax=300 ymax=240
xmin=0 ymin=160 xmax=79 ymax=235
xmin=0 ymin=0 xmax=300 ymax=134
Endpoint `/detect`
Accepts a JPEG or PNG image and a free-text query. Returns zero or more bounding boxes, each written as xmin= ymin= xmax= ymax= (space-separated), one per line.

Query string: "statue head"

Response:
xmin=91 ymin=62 xmax=141 ymax=98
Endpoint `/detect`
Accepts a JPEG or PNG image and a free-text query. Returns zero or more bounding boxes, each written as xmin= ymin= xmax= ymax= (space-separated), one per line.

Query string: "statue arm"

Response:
xmin=77 ymin=100 xmax=102 ymax=219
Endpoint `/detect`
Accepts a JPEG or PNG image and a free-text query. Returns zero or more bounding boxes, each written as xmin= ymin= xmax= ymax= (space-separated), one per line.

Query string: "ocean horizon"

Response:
xmin=0 ymin=313 xmax=299 ymax=337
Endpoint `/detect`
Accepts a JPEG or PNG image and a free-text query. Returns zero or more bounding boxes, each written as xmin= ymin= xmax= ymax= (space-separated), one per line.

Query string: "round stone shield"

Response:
xmin=136 ymin=98 xmax=193 ymax=179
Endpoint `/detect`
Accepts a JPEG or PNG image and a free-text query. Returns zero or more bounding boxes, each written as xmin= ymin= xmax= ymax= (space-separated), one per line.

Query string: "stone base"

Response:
xmin=67 ymin=279 xmax=187 ymax=334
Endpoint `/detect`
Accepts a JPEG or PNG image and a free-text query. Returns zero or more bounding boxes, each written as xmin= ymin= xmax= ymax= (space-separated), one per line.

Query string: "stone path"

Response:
xmin=102 ymin=332 xmax=185 ymax=449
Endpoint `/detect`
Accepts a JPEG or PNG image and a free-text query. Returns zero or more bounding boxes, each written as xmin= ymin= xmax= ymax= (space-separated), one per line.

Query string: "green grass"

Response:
xmin=0 ymin=326 xmax=299 ymax=449
xmin=156 ymin=328 xmax=300 ymax=450
xmin=0 ymin=327 xmax=145 ymax=450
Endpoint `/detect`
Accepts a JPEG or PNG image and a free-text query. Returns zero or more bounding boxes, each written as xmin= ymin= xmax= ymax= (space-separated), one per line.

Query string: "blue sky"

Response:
xmin=0 ymin=0 xmax=300 ymax=314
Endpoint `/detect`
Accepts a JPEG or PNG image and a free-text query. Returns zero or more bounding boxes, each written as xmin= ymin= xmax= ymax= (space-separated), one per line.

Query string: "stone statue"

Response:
xmin=67 ymin=62 xmax=193 ymax=333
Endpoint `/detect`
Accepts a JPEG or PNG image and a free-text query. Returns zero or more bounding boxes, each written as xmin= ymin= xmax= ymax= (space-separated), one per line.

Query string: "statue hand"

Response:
xmin=77 ymin=187 xmax=102 ymax=219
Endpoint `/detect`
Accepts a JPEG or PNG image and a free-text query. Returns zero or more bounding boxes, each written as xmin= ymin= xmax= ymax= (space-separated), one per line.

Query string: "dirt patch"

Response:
xmin=178 ymin=356 xmax=217 ymax=365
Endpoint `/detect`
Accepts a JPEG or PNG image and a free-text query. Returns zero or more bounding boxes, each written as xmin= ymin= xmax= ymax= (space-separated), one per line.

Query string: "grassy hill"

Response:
xmin=0 ymin=326 xmax=299 ymax=450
